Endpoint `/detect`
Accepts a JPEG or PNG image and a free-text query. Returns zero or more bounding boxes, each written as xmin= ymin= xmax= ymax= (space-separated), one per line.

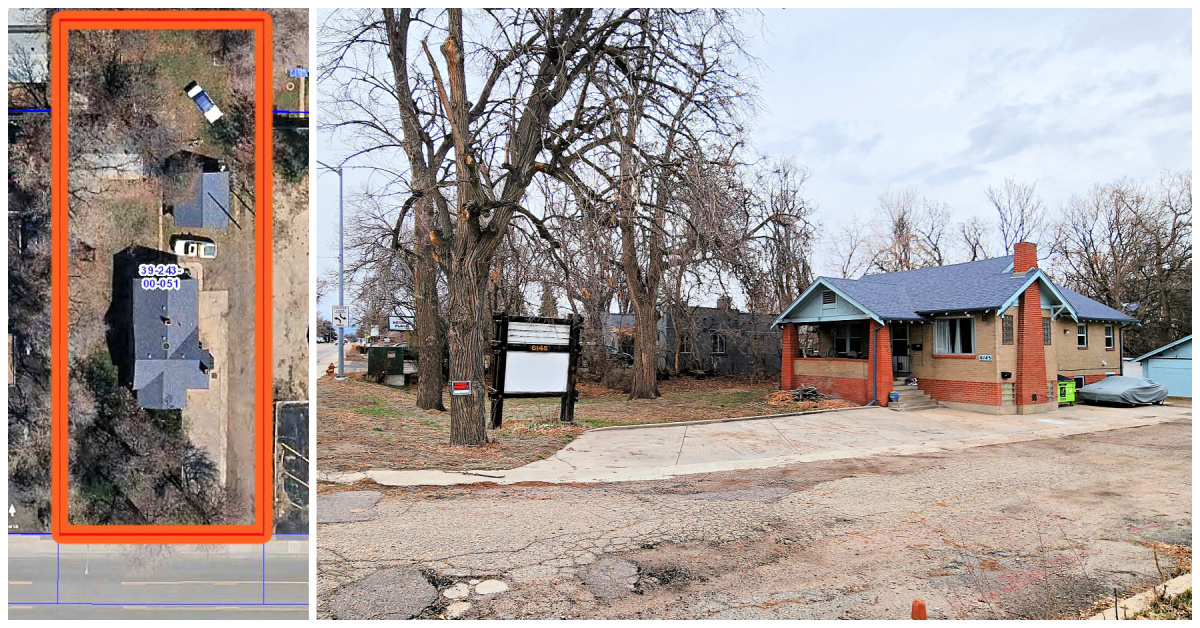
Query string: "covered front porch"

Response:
xmin=775 ymin=287 xmax=897 ymax=406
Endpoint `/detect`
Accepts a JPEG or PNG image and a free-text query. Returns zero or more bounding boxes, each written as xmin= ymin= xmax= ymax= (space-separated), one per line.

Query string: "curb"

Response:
xmin=1088 ymin=573 xmax=1191 ymax=620
xmin=586 ymin=404 xmax=868 ymax=432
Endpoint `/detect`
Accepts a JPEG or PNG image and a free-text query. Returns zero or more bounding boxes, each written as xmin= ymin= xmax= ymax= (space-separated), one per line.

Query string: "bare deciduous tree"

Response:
xmin=988 ymin=176 xmax=1046 ymax=249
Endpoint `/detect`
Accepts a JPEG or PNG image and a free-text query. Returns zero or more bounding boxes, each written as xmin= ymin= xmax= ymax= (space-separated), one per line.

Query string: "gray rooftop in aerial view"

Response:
xmin=131 ymin=277 xmax=213 ymax=410
xmin=172 ymin=171 xmax=231 ymax=230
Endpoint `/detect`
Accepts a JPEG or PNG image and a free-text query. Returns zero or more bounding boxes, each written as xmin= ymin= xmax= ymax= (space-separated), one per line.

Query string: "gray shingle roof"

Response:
xmin=804 ymin=255 xmax=1136 ymax=324
xmin=172 ymin=171 xmax=230 ymax=230
xmin=1056 ymin=284 xmax=1140 ymax=322
xmin=131 ymin=277 xmax=212 ymax=409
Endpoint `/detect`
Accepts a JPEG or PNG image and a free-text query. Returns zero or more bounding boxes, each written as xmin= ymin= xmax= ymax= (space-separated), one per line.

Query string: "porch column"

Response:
xmin=871 ymin=321 xmax=892 ymax=406
xmin=781 ymin=323 xmax=797 ymax=390
xmin=1016 ymin=282 xmax=1050 ymax=411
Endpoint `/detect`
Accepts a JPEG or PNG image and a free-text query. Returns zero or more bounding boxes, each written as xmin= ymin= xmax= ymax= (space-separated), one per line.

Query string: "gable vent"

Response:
xmin=822 ymin=291 xmax=836 ymax=306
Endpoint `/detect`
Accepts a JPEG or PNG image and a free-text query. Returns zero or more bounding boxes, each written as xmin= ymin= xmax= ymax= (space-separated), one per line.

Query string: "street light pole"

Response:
xmin=318 ymin=160 xmax=347 ymax=380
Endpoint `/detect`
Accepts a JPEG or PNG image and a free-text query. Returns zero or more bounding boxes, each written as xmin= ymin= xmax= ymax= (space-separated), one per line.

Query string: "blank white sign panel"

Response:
xmin=506 ymin=321 xmax=570 ymax=345
xmin=504 ymin=351 xmax=569 ymax=393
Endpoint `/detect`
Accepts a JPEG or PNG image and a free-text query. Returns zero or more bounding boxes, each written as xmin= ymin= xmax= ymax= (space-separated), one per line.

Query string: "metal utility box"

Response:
xmin=367 ymin=346 xmax=405 ymax=377
xmin=1057 ymin=380 xmax=1076 ymax=405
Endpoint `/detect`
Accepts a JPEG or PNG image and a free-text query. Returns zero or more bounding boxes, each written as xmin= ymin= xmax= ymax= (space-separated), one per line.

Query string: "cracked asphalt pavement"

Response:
xmin=317 ymin=417 xmax=1191 ymax=619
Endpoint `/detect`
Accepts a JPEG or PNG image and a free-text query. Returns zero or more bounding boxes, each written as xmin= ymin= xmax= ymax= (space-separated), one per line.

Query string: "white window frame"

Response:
xmin=711 ymin=332 xmax=726 ymax=355
xmin=1077 ymin=323 xmax=1088 ymax=348
xmin=935 ymin=317 xmax=975 ymax=355
xmin=1104 ymin=324 xmax=1115 ymax=349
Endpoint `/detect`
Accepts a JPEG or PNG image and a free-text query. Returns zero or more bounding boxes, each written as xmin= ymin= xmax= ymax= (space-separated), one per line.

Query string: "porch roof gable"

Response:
xmin=772 ymin=278 xmax=883 ymax=327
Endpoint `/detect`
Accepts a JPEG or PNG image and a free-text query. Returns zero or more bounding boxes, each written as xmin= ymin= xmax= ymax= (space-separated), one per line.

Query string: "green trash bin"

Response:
xmin=1057 ymin=380 xmax=1075 ymax=405
xmin=367 ymin=346 xmax=405 ymax=377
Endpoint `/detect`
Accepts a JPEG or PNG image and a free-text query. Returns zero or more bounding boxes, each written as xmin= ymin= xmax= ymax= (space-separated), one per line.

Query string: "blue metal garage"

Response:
xmin=1132 ymin=335 xmax=1191 ymax=398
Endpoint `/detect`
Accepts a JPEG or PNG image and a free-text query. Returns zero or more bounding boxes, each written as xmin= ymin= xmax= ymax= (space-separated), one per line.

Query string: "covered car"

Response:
xmin=1076 ymin=376 xmax=1168 ymax=405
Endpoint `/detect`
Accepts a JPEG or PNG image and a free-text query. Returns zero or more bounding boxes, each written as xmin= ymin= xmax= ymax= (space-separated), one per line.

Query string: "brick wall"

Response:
xmin=921 ymin=378 xmax=1003 ymax=406
xmin=792 ymin=374 xmax=870 ymax=405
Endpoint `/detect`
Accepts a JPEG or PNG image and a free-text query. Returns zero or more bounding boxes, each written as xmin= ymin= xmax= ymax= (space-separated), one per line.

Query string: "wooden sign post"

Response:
xmin=489 ymin=313 xmax=582 ymax=429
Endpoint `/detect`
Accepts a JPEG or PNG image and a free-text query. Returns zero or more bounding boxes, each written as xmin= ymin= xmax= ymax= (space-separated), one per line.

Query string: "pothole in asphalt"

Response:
xmin=414 ymin=570 xmax=511 ymax=619
xmin=634 ymin=565 xmax=700 ymax=593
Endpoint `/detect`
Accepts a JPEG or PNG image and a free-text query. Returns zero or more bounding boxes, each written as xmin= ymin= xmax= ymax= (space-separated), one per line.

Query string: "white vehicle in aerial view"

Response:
xmin=184 ymin=80 xmax=223 ymax=123
xmin=171 ymin=234 xmax=217 ymax=259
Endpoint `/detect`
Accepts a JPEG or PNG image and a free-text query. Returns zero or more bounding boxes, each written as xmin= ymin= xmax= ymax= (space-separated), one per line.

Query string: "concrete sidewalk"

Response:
xmin=320 ymin=402 xmax=1191 ymax=488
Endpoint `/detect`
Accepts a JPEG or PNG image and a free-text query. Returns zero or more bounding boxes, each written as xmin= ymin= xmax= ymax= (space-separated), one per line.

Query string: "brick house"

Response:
xmin=772 ymin=243 xmax=1136 ymax=413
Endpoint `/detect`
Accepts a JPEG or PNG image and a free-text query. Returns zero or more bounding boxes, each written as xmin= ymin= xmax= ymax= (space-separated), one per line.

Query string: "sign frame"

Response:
xmin=387 ymin=315 xmax=412 ymax=331
xmin=331 ymin=304 xmax=349 ymax=327
xmin=489 ymin=313 xmax=582 ymax=428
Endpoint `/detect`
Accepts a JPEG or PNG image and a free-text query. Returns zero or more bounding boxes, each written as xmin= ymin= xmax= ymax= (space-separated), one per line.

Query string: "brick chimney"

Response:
xmin=1013 ymin=240 xmax=1050 ymax=412
xmin=1013 ymin=242 xmax=1038 ymax=273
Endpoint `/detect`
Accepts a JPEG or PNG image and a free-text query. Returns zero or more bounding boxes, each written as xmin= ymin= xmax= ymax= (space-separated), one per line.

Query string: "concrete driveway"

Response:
xmin=321 ymin=402 xmax=1190 ymax=487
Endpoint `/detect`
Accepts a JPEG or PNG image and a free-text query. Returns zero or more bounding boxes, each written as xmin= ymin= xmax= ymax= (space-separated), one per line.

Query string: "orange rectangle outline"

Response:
xmin=50 ymin=10 xmax=274 ymax=544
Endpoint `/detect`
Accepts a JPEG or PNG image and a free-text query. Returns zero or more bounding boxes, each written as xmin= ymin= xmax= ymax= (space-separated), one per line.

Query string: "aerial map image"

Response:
xmin=8 ymin=8 xmax=310 ymax=619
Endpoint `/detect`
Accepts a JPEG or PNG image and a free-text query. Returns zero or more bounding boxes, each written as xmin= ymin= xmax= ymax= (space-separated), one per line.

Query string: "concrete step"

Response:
xmin=889 ymin=399 xmax=942 ymax=411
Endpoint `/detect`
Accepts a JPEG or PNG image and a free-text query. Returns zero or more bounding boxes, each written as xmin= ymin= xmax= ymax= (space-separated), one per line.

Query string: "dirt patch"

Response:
xmin=318 ymin=374 xmax=841 ymax=472
xmin=317 ymin=376 xmax=582 ymax=472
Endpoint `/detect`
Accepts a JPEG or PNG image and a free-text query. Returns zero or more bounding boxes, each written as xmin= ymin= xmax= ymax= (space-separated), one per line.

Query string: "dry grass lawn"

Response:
xmin=317 ymin=374 xmax=857 ymax=473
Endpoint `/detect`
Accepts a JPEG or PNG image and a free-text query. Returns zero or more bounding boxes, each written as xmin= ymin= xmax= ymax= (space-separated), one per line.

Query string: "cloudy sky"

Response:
xmin=315 ymin=8 xmax=1191 ymax=307
xmin=745 ymin=8 xmax=1191 ymax=274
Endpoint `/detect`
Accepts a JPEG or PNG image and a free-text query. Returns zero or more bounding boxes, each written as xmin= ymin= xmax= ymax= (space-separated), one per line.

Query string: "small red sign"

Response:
xmin=451 ymin=381 xmax=472 ymax=395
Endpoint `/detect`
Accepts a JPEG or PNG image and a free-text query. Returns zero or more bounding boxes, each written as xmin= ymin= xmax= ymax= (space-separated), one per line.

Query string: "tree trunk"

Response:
xmin=628 ymin=291 xmax=660 ymax=399
xmin=446 ymin=252 xmax=489 ymax=445
xmin=412 ymin=195 xmax=445 ymax=410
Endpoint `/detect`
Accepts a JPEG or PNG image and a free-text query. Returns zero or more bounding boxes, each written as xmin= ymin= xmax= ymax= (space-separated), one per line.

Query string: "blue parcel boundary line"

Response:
xmin=10 ymin=536 xmax=308 ymax=607
xmin=12 ymin=109 xmax=305 ymax=114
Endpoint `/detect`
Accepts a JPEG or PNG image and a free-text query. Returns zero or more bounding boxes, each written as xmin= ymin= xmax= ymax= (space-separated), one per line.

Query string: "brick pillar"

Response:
xmin=872 ymin=321 xmax=892 ymax=406
xmin=781 ymin=323 xmax=797 ymax=390
xmin=1015 ymin=282 xmax=1050 ymax=411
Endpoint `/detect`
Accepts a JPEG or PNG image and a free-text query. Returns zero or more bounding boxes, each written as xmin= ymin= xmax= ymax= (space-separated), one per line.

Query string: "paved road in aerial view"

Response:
xmin=9 ymin=535 xmax=308 ymax=619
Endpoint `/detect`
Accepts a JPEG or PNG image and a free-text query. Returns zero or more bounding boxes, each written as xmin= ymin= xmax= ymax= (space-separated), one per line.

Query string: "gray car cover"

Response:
xmin=1076 ymin=376 xmax=1168 ymax=405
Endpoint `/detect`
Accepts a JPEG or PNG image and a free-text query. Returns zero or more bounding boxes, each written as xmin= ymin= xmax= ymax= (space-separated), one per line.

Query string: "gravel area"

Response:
xmin=318 ymin=417 xmax=1191 ymax=619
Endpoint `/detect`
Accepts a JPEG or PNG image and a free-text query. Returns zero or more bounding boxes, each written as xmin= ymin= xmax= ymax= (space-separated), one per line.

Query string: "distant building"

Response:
xmin=600 ymin=299 xmax=783 ymax=377
xmin=1132 ymin=335 xmax=1191 ymax=398
xmin=131 ymin=276 xmax=213 ymax=410
xmin=162 ymin=151 xmax=231 ymax=230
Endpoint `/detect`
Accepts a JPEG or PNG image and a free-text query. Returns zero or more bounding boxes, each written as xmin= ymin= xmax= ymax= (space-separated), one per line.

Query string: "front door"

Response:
xmin=891 ymin=324 xmax=910 ymax=375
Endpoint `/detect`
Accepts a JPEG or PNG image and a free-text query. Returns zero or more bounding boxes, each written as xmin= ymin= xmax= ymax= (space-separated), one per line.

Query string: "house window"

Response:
xmin=935 ymin=318 xmax=974 ymax=354
xmin=1073 ymin=375 xmax=1086 ymax=391
xmin=1104 ymin=324 xmax=1115 ymax=349
xmin=1077 ymin=323 xmax=1088 ymax=348
xmin=833 ymin=323 xmax=866 ymax=358
xmin=711 ymin=332 xmax=726 ymax=355
xmin=1002 ymin=315 xmax=1014 ymax=345
xmin=1042 ymin=317 xmax=1051 ymax=345
xmin=680 ymin=334 xmax=693 ymax=354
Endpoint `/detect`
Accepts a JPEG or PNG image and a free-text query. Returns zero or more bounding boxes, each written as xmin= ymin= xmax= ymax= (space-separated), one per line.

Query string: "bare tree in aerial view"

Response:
xmin=988 ymin=176 xmax=1047 ymax=250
